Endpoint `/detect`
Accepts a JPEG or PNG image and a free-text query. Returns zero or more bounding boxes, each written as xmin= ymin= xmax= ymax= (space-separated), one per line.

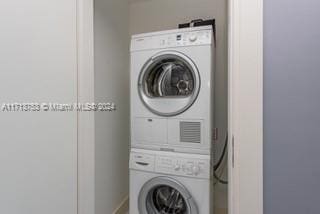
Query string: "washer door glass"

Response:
xmin=150 ymin=185 xmax=187 ymax=214
xmin=138 ymin=177 xmax=198 ymax=214
xmin=139 ymin=51 xmax=200 ymax=116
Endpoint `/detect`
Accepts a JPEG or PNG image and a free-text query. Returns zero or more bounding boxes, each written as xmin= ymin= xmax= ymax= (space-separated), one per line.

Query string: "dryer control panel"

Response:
xmin=131 ymin=26 xmax=213 ymax=51
xmin=130 ymin=149 xmax=212 ymax=179
xmin=157 ymin=30 xmax=212 ymax=48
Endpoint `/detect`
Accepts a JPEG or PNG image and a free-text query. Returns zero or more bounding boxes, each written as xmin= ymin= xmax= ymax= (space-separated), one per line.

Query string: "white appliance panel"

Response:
xmin=133 ymin=117 xmax=168 ymax=145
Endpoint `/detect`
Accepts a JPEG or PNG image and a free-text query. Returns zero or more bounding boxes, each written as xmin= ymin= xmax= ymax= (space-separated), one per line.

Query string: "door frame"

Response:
xmin=76 ymin=0 xmax=264 ymax=213
xmin=228 ymin=0 xmax=263 ymax=214
xmin=77 ymin=0 xmax=95 ymax=214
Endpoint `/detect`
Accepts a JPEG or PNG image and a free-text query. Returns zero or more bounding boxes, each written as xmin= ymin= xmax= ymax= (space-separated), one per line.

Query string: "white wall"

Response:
xmin=0 ymin=1 xmax=78 ymax=213
xmin=265 ymin=0 xmax=320 ymax=213
xmin=94 ymin=0 xmax=130 ymax=213
xmin=129 ymin=0 xmax=228 ymax=211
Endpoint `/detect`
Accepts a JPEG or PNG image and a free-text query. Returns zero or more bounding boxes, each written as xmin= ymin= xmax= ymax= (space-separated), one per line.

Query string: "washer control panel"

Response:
xmin=130 ymin=149 xmax=212 ymax=179
xmin=156 ymin=155 xmax=211 ymax=179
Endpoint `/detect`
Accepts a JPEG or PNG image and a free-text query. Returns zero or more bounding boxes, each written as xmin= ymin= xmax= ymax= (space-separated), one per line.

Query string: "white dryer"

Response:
xmin=129 ymin=149 xmax=213 ymax=214
xmin=130 ymin=26 xmax=215 ymax=154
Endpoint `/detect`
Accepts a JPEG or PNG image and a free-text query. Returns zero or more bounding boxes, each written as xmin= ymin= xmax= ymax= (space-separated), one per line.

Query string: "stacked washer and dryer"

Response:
xmin=130 ymin=26 xmax=215 ymax=214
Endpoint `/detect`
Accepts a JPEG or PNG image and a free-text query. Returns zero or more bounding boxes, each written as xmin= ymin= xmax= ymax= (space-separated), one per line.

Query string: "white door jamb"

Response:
xmin=228 ymin=0 xmax=264 ymax=214
xmin=77 ymin=0 xmax=95 ymax=214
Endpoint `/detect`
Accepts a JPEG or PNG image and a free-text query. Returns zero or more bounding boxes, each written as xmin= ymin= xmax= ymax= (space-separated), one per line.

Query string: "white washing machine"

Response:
xmin=130 ymin=26 xmax=215 ymax=155
xmin=129 ymin=149 xmax=213 ymax=214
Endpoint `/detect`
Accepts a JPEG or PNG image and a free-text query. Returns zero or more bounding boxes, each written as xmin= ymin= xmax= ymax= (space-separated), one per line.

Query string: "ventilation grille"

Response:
xmin=180 ymin=121 xmax=201 ymax=143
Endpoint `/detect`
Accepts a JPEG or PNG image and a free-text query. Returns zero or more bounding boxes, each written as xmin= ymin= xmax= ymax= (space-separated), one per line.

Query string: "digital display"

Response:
xmin=176 ymin=35 xmax=182 ymax=41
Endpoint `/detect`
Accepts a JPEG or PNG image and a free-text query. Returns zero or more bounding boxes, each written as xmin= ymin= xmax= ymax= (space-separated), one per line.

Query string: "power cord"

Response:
xmin=213 ymin=132 xmax=228 ymax=185
xmin=214 ymin=171 xmax=228 ymax=185
xmin=214 ymin=133 xmax=228 ymax=170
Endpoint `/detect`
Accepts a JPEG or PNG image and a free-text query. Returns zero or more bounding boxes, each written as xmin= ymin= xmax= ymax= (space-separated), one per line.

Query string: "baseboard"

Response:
xmin=215 ymin=207 xmax=228 ymax=214
xmin=112 ymin=195 xmax=129 ymax=214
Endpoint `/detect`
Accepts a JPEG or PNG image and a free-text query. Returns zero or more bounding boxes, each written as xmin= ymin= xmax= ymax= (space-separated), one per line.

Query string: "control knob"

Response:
xmin=174 ymin=164 xmax=181 ymax=171
xmin=192 ymin=165 xmax=200 ymax=175
xmin=189 ymin=35 xmax=198 ymax=42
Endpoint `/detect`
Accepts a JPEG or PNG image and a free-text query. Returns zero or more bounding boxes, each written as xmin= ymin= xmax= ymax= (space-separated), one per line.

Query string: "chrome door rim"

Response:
xmin=138 ymin=51 xmax=201 ymax=117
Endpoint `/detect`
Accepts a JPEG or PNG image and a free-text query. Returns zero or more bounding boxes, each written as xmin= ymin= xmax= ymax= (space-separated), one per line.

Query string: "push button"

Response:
xmin=189 ymin=35 xmax=197 ymax=42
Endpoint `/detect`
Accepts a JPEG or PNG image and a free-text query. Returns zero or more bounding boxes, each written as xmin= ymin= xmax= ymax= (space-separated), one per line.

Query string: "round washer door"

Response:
xmin=138 ymin=177 xmax=198 ymax=214
xmin=138 ymin=51 xmax=200 ymax=117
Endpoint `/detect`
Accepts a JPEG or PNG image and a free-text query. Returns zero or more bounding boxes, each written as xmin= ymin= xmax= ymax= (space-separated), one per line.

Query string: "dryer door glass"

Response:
xmin=143 ymin=58 xmax=195 ymax=98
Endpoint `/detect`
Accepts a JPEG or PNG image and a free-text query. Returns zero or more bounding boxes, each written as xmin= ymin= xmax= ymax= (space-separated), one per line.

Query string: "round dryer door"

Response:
xmin=138 ymin=177 xmax=198 ymax=214
xmin=138 ymin=51 xmax=200 ymax=116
